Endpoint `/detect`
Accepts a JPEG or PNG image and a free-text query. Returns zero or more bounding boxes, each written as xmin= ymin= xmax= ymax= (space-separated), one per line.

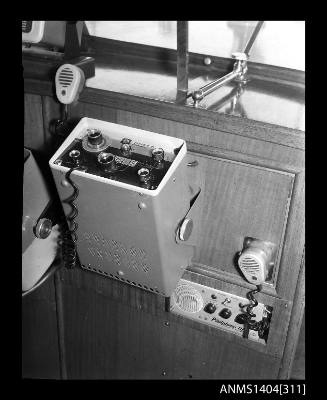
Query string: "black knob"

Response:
xmin=87 ymin=129 xmax=103 ymax=146
xmin=204 ymin=303 xmax=216 ymax=314
xmin=219 ymin=308 xmax=232 ymax=319
xmin=234 ymin=313 xmax=249 ymax=325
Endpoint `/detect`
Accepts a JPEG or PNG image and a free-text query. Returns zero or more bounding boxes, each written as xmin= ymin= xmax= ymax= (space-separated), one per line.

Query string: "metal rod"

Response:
xmin=177 ymin=21 xmax=189 ymax=94
xmin=191 ymin=69 xmax=240 ymax=104
xmin=200 ymin=70 xmax=239 ymax=97
xmin=243 ymin=21 xmax=264 ymax=56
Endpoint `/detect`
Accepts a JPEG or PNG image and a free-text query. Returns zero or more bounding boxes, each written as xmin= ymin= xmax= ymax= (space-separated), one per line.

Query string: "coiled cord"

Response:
xmin=61 ymin=166 xmax=80 ymax=268
xmin=240 ymin=285 xmax=263 ymax=338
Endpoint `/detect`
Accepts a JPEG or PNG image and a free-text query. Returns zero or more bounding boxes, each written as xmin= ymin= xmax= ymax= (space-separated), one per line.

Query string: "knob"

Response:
xmin=234 ymin=313 xmax=248 ymax=325
xmin=204 ymin=303 xmax=216 ymax=314
xmin=97 ymin=152 xmax=116 ymax=172
xmin=219 ymin=308 xmax=232 ymax=319
xmin=87 ymin=129 xmax=103 ymax=146
xmin=34 ymin=218 xmax=52 ymax=239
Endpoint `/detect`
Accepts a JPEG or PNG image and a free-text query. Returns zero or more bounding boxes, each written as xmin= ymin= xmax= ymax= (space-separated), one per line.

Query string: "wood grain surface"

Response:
xmin=22 ymin=276 xmax=61 ymax=379
xmin=22 ymin=83 xmax=305 ymax=379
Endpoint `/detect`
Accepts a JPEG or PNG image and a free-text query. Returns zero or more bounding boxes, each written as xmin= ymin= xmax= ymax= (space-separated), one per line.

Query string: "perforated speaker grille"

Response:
xmin=82 ymin=231 xmax=152 ymax=274
xmin=239 ymin=255 xmax=261 ymax=271
xmin=58 ymin=67 xmax=74 ymax=87
xmin=239 ymin=254 xmax=262 ymax=273
xmin=173 ymin=284 xmax=203 ymax=313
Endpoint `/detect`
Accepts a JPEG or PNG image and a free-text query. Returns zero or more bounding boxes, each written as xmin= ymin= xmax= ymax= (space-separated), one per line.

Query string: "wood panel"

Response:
xmin=60 ymin=268 xmax=290 ymax=359
xmin=24 ymin=79 xmax=305 ymax=150
xmin=184 ymin=153 xmax=293 ymax=285
xmin=61 ymin=270 xmax=280 ymax=379
xmin=22 ymin=275 xmax=61 ymax=379
xmin=24 ymin=93 xmax=45 ymax=152
xmin=22 ymin=86 xmax=304 ymax=379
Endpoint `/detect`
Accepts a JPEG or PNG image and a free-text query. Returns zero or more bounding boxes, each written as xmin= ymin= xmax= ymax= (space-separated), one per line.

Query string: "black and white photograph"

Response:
xmin=22 ymin=20 xmax=305 ymax=383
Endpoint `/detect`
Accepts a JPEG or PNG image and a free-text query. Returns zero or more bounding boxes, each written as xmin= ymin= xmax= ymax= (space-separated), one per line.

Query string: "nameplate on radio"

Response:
xmin=114 ymin=156 xmax=138 ymax=167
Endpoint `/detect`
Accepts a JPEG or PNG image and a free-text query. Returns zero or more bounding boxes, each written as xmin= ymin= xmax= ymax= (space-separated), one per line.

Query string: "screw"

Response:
xmin=161 ymin=371 xmax=166 ymax=376
xmin=164 ymin=321 xmax=170 ymax=327
xmin=203 ymin=57 xmax=212 ymax=66
xmin=138 ymin=202 xmax=147 ymax=209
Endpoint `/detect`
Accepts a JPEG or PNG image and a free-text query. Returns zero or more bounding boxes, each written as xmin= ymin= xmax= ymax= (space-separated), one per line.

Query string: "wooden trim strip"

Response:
xmin=54 ymin=270 xmax=67 ymax=379
xmin=278 ymin=248 xmax=305 ymax=378
xmin=24 ymin=79 xmax=304 ymax=150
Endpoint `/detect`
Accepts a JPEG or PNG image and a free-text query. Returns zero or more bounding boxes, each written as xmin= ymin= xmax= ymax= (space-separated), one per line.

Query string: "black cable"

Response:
xmin=61 ymin=166 xmax=80 ymax=268
xmin=240 ymin=285 xmax=271 ymax=341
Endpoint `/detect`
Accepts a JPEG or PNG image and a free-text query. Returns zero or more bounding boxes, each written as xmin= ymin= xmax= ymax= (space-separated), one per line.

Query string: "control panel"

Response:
xmin=170 ymin=279 xmax=272 ymax=344
xmin=53 ymin=125 xmax=176 ymax=191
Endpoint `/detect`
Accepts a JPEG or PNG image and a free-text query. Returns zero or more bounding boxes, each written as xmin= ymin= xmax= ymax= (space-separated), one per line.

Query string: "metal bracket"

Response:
xmin=175 ymin=186 xmax=202 ymax=246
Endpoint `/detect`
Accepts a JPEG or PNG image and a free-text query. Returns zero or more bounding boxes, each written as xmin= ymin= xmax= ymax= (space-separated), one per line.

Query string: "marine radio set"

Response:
xmin=48 ymin=116 xmax=275 ymax=344
xmin=23 ymin=21 xmax=275 ymax=344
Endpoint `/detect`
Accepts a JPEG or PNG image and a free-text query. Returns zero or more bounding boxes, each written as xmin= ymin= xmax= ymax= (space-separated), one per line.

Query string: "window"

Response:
xmin=85 ymin=21 xmax=305 ymax=71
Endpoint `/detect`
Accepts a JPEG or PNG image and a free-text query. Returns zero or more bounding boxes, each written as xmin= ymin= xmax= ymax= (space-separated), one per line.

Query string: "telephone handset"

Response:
xmin=55 ymin=63 xmax=85 ymax=105
xmin=237 ymin=237 xmax=275 ymax=339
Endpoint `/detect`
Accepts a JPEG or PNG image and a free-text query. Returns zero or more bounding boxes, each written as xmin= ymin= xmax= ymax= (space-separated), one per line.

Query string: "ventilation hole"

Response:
xmin=137 ymin=283 xmax=142 ymax=287
xmin=126 ymin=280 xmax=130 ymax=283
xmin=144 ymin=285 xmax=148 ymax=290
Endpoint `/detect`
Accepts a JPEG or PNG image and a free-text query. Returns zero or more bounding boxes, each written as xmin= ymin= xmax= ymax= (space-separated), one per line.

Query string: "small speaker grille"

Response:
xmin=239 ymin=255 xmax=261 ymax=272
xmin=59 ymin=67 xmax=74 ymax=87
xmin=173 ymin=284 xmax=203 ymax=313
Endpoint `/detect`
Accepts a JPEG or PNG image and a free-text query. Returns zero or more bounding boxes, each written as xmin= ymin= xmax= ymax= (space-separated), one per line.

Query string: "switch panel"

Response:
xmin=170 ymin=279 xmax=273 ymax=344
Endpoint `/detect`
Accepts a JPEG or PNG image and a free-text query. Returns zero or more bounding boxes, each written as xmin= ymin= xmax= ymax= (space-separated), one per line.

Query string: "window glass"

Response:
xmin=85 ymin=21 xmax=305 ymax=71
xmin=85 ymin=21 xmax=177 ymax=49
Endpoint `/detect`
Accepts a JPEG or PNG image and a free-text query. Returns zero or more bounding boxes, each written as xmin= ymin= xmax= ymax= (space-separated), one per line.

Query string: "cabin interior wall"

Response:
xmin=23 ymin=92 xmax=304 ymax=380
